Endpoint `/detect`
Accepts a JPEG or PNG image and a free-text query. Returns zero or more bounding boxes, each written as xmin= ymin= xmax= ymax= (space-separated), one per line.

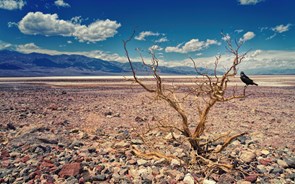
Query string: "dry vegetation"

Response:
xmin=123 ymin=32 xmax=254 ymax=172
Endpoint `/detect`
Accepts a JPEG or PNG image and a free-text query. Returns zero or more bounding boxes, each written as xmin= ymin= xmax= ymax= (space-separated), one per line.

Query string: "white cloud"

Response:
xmin=149 ymin=45 xmax=163 ymax=52
xmin=54 ymin=0 xmax=70 ymax=7
xmin=165 ymin=38 xmax=220 ymax=53
xmin=164 ymin=49 xmax=295 ymax=71
xmin=259 ymin=27 xmax=268 ymax=32
xmin=155 ymin=37 xmax=168 ymax=43
xmin=67 ymin=40 xmax=72 ymax=44
xmin=266 ymin=33 xmax=277 ymax=40
xmin=234 ymin=29 xmax=244 ymax=33
xmin=250 ymin=49 xmax=262 ymax=57
xmin=222 ymin=33 xmax=231 ymax=41
xmin=70 ymin=16 xmax=82 ymax=24
xmin=272 ymin=24 xmax=292 ymax=33
xmin=242 ymin=50 xmax=295 ymax=70
xmin=0 ymin=40 xmax=12 ymax=50
xmin=17 ymin=12 xmax=121 ymax=43
xmin=17 ymin=43 xmax=39 ymax=50
xmin=135 ymin=31 xmax=160 ymax=41
xmin=0 ymin=0 xmax=25 ymax=10
xmin=8 ymin=21 xmax=18 ymax=27
xmin=239 ymin=31 xmax=255 ymax=42
xmin=18 ymin=12 xmax=76 ymax=36
xmin=73 ymin=19 xmax=121 ymax=42
xmin=238 ymin=0 xmax=263 ymax=5
xmin=16 ymin=43 xmax=127 ymax=62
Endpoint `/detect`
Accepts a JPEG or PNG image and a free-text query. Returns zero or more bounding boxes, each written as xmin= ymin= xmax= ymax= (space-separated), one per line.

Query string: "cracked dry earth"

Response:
xmin=0 ymin=77 xmax=294 ymax=183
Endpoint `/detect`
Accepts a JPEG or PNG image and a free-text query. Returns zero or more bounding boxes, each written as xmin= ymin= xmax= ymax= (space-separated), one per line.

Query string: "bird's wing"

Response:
xmin=243 ymin=74 xmax=251 ymax=80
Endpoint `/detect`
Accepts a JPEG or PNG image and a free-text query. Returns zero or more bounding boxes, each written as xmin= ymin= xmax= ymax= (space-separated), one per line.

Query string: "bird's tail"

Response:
xmin=254 ymin=82 xmax=258 ymax=86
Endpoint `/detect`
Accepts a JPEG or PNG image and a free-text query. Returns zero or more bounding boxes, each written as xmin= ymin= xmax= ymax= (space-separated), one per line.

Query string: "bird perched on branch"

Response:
xmin=240 ymin=71 xmax=258 ymax=86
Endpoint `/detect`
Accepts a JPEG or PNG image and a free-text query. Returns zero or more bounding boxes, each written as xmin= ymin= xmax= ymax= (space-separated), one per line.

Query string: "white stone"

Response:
xmin=171 ymin=159 xmax=181 ymax=167
xmin=183 ymin=173 xmax=194 ymax=184
xmin=240 ymin=151 xmax=256 ymax=163
xmin=137 ymin=159 xmax=148 ymax=166
xmin=203 ymin=179 xmax=216 ymax=184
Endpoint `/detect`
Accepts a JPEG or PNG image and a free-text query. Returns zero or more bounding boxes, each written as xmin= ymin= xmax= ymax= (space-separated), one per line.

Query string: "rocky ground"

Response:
xmin=0 ymin=78 xmax=295 ymax=184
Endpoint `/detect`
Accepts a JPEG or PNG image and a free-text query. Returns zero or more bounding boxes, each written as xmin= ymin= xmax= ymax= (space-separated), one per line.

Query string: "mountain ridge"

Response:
xmin=0 ymin=50 xmax=216 ymax=77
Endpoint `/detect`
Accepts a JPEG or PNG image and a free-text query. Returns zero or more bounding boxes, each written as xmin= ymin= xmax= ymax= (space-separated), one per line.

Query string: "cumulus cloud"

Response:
xmin=54 ymin=0 xmax=70 ymax=7
xmin=165 ymin=38 xmax=220 ymax=53
xmin=135 ymin=31 xmax=160 ymax=41
xmin=73 ymin=19 xmax=121 ymax=42
xmin=17 ymin=12 xmax=121 ymax=43
xmin=272 ymin=24 xmax=292 ymax=33
xmin=238 ymin=0 xmax=263 ymax=5
xmin=239 ymin=31 xmax=255 ymax=42
xmin=222 ymin=33 xmax=231 ymax=41
xmin=17 ymin=43 xmax=39 ymax=50
xmin=148 ymin=45 xmax=163 ymax=52
xmin=242 ymin=50 xmax=295 ymax=70
xmin=250 ymin=49 xmax=262 ymax=57
xmin=0 ymin=40 xmax=12 ymax=50
xmin=155 ymin=37 xmax=168 ymax=43
xmin=18 ymin=12 xmax=76 ymax=36
xmin=0 ymin=0 xmax=25 ymax=10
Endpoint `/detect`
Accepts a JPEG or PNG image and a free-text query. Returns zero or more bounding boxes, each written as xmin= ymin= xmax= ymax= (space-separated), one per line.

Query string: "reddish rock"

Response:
xmin=244 ymin=174 xmax=258 ymax=182
xmin=21 ymin=145 xmax=31 ymax=152
xmin=1 ymin=160 xmax=10 ymax=167
xmin=79 ymin=177 xmax=85 ymax=184
xmin=21 ymin=155 xmax=30 ymax=163
xmin=40 ymin=161 xmax=55 ymax=168
xmin=259 ymin=158 xmax=272 ymax=166
xmin=0 ymin=150 xmax=10 ymax=159
xmin=29 ymin=170 xmax=41 ymax=180
xmin=59 ymin=162 xmax=81 ymax=178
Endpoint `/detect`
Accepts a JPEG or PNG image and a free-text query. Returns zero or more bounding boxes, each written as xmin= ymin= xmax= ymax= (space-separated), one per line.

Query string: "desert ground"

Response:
xmin=0 ymin=75 xmax=294 ymax=183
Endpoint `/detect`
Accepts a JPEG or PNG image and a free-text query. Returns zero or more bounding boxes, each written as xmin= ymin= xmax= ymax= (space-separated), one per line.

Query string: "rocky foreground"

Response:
xmin=0 ymin=81 xmax=295 ymax=183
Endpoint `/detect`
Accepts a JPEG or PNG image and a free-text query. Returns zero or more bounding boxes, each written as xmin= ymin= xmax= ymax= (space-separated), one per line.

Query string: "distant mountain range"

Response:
xmin=0 ymin=50 xmax=217 ymax=77
xmin=0 ymin=50 xmax=293 ymax=77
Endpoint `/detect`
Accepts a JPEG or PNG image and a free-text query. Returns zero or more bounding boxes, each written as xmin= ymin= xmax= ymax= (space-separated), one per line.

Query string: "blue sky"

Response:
xmin=0 ymin=0 xmax=294 ymax=71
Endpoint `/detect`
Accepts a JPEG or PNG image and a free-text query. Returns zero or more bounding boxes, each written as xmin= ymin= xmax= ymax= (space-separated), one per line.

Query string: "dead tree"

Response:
xmin=123 ymin=31 xmax=249 ymax=162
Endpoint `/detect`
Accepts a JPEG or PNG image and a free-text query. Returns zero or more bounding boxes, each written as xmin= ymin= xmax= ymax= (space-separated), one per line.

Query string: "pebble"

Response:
xmin=260 ymin=149 xmax=270 ymax=155
xmin=237 ymin=181 xmax=251 ymax=184
xmin=277 ymin=159 xmax=288 ymax=168
xmin=203 ymin=179 xmax=216 ymax=184
xmin=240 ymin=151 xmax=256 ymax=163
xmin=287 ymin=173 xmax=295 ymax=180
xmin=271 ymin=167 xmax=283 ymax=174
xmin=285 ymin=157 xmax=295 ymax=168
xmin=244 ymin=174 xmax=257 ymax=182
xmin=183 ymin=173 xmax=195 ymax=184
xmin=171 ymin=159 xmax=181 ymax=167
xmin=92 ymin=175 xmax=107 ymax=181
xmin=137 ymin=159 xmax=148 ymax=166
xmin=131 ymin=139 xmax=143 ymax=145
xmin=256 ymin=164 xmax=267 ymax=173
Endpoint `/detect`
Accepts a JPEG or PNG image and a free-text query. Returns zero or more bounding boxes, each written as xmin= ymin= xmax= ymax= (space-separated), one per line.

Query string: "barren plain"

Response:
xmin=0 ymin=75 xmax=294 ymax=183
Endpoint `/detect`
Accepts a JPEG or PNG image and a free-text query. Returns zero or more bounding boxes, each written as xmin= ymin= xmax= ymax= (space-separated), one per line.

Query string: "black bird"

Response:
xmin=240 ymin=71 xmax=258 ymax=86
